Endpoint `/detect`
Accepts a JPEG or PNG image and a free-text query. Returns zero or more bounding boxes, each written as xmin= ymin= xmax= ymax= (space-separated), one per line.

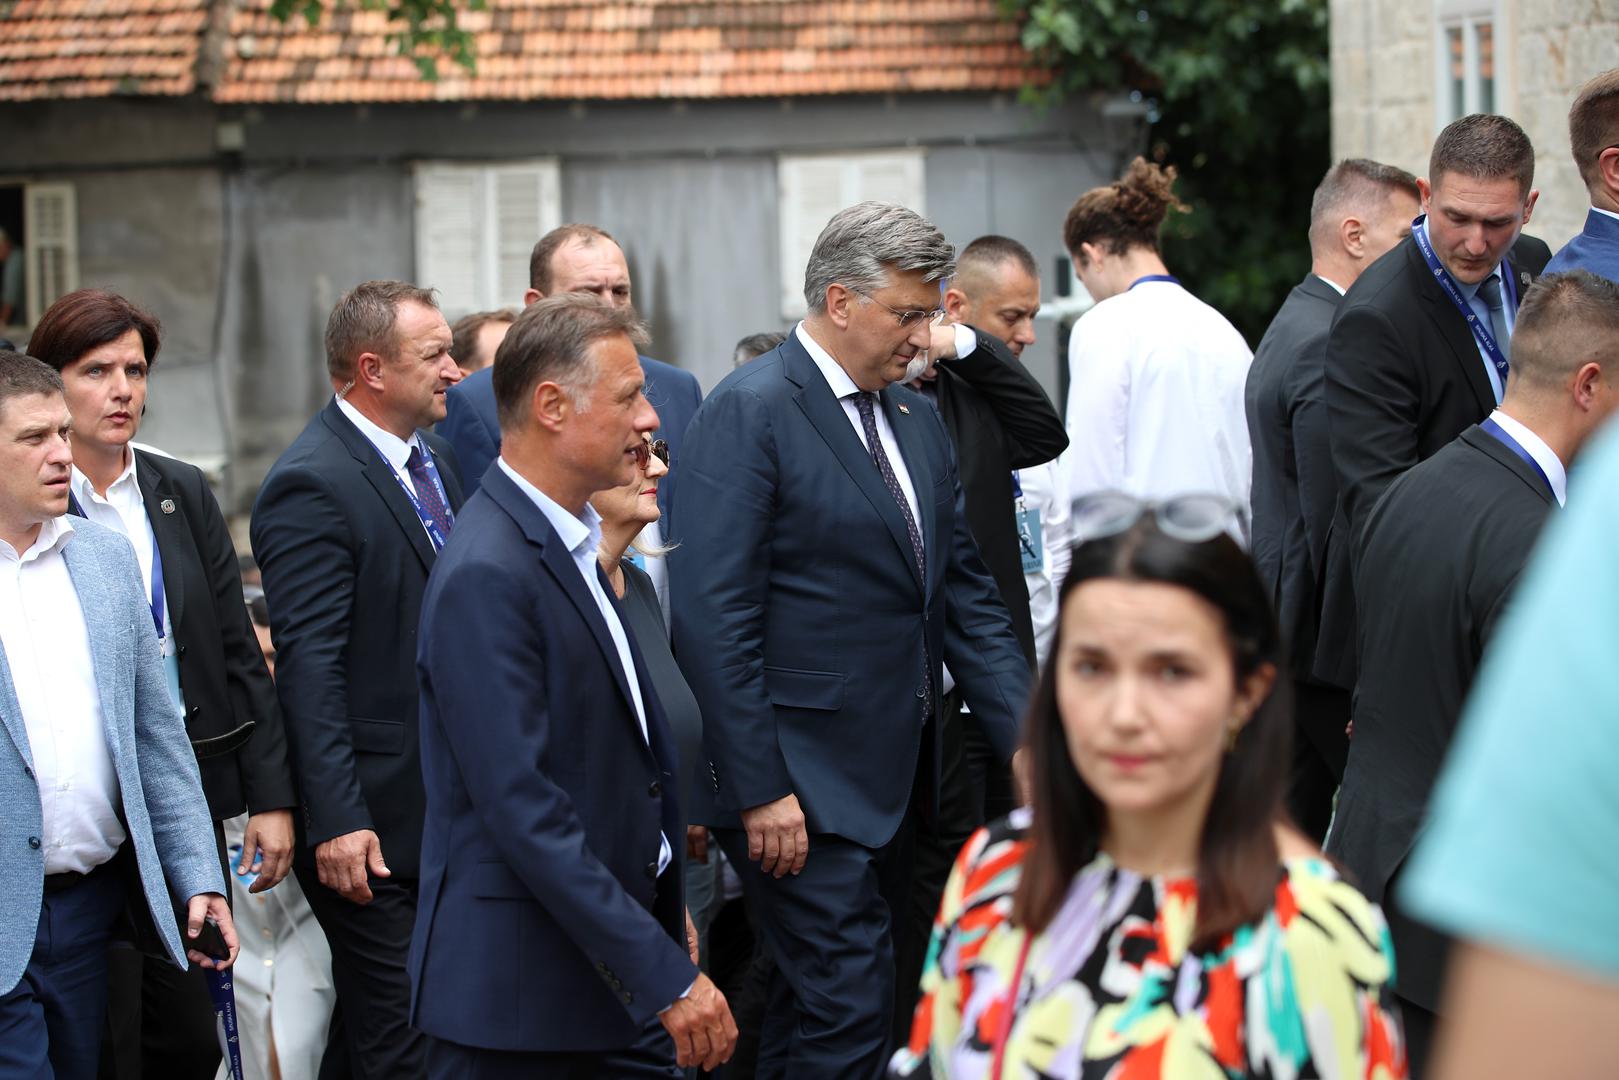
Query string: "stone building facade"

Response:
xmin=1331 ymin=0 xmax=1619 ymax=249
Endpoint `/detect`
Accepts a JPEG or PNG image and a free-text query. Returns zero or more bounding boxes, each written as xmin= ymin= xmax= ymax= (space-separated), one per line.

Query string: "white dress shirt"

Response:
xmin=794 ymin=322 xmax=924 ymax=535
xmin=496 ymin=458 xmax=672 ymax=876
xmin=1059 ymin=279 xmax=1253 ymax=526
xmin=71 ymin=451 xmax=174 ymax=653
xmin=0 ymin=516 xmax=127 ymax=874
xmin=336 ymin=396 xmax=446 ymax=544
xmin=1488 ymin=409 xmax=1567 ymax=507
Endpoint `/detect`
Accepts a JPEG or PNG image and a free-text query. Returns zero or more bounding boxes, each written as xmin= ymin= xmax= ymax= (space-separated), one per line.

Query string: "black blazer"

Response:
xmin=1314 ymin=233 xmax=1543 ymax=687
xmin=1325 ymin=425 xmax=1556 ymax=1011
xmin=928 ymin=329 xmax=1068 ymax=669
xmin=1245 ymin=274 xmax=1341 ymax=682
xmin=250 ymin=400 xmax=464 ymax=879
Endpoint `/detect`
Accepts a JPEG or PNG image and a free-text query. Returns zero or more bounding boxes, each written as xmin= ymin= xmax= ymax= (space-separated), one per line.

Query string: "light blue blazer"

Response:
xmin=0 ymin=517 xmax=224 ymax=994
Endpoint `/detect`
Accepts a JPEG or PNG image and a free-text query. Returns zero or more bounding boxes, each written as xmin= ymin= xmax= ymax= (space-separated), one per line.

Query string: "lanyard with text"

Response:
xmin=1128 ymin=274 xmax=1181 ymax=290
xmin=148 ymin=529 xmax=167 ymax=639
xmin=1411 ymin=215 xmax=1517 ymax=388
xmin=1011 ymin=471 xmax=1043 ymax=572
xmin=206 ymin=968 xmax=245 ymax=1080
xmin=385 ymin=438 xmax=453 ymax=552
xmin=1480 ymin=416 xmax=1556 ymax=500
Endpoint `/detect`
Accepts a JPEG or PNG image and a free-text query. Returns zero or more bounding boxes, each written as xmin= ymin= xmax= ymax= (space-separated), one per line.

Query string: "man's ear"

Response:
xmin=530 ymin=380 xmax=570 ymax=431
xmin=1416 ymin=176 xmax=1434 ymax=215
xmin=1340 ymin=216 xmax=1366 ymax=261
xmin=356 ymin=350 xmax=387 ymax=392
xmin=522 ymin=287 xmax=544 ymax=308
xmin=825 ymin=284 xmax=856 ymax=330
xmin=1575 ymin=360 xmax=1605 ymax=411
xmin=942 ymin=286 xmax=970 ymax=322
xmin=1522 ymin=187 xmax=1540 ymax=226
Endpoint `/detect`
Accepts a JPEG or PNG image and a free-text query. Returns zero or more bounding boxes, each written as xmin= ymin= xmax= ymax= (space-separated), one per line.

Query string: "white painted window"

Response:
xmin=0 ymin=181 xmax=79 ymax=330
xmin=1435 ymin=2 xmax=1502 ymax=124
xmin=777 ymin=149 xmax=926 ymax=319
xmin=413 ymin=160 xmax=561 ymax=318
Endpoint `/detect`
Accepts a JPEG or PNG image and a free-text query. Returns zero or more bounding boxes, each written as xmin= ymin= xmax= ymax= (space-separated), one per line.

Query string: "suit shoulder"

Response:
xmin=135 ymin=448 xmax=209 ymax=491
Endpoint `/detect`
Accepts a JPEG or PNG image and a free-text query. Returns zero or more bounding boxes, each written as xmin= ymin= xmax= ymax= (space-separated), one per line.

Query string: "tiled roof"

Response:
xmin=0 ymin=0 xmax=213 ymax=102
xmin=0 ymin=0 xmax=1045 ymax=104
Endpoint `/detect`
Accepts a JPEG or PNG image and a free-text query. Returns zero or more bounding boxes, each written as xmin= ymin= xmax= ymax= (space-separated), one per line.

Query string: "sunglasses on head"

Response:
xmin=1070 ymin=491 xmax=1246 ymax=546
xmin=630 ymin=439 xmax=670 ymax=468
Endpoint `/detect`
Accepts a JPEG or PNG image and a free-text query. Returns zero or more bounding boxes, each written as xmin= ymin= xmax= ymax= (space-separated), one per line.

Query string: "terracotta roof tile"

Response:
xmin=2 ymin=0 xmax=1048 ymax=103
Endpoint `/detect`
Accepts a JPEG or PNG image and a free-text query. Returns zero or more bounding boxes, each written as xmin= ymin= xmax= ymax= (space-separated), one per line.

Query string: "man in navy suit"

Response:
xmin=1547 ymin=69 xmax=1619 ymax=283
xmin=410 ymin=294 xmax=736 ymax=1077
xmin=670 ymin=203 xmax=1031 ymax=1078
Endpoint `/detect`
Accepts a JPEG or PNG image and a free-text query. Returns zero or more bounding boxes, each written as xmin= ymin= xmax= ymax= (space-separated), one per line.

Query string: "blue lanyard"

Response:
xmin=206 ymin=968 xmax=245 ymax=1080
xmin=1128 ymin=274 xmax=1181 ymax=290
xmin=384 ymin=437 xmax=452 ymax=551
xmin=1481 ymin=416 xmax=1556 ymax=500
xmin=67 ymin=490 xmax=167 ymax=638
xmin=1411 ymin=216 xmax=1517 ymax=389
xmin=1010 ymin=470 xmax=1023 ymax=499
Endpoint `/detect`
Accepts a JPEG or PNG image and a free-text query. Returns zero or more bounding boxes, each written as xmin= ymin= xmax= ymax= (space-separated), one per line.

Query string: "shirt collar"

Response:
xmin=336 ymin=395 xmax=417 ymax=472
xmin=1592 ymin=205 xmax=1619 ymax=224
xmin=794 ymin=322 xmax=863 ymax=401
xmin=70 ymin=448 xmax=139 ymax=507
xmin=2 ymin=513 xmax=76 ymax=565
xmin=1489 ymin=409 xmax=1568 ymax=506
xmin=1418 ymin=219 xmax=1503 ymax=301
xmin=495 ymin=457 xmax=603 ymax=559
xmin=1313 ymin=273 xmax=1347 ymax=297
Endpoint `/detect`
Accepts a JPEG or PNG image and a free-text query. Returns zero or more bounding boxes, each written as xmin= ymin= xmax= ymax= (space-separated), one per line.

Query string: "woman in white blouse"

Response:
xmin=1058 ymin=158 xmax=1254 ymax=540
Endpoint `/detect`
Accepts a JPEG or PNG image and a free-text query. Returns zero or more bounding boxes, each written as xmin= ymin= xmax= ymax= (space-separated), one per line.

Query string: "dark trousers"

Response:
xmin=715 ymin=810 xmax=917 ymax=1080
xmin=426 ymin=1015 xmax=681 ymax=1079
xmin=1289 ymin=679 xmax=1350 ymax=842
xmin=703 ymin=893 xmax=773 ymax=1079
xmin=0 ymin=862 xmax=127 ymax=1080
xmin=1397 ymin=995 xmax=1437 ymax=1079
xmin=299 ymin=866 xmax=425 ymax=1080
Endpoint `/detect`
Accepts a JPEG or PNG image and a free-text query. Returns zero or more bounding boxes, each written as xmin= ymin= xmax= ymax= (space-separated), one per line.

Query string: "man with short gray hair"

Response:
xmin=671 ymin=203 xmax=1031 ymax=1077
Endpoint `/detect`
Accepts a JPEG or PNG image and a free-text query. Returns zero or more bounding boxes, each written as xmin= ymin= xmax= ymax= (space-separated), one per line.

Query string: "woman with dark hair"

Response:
xmin=893 ymin=495 xmax=1405 ymax=1080
xmin=28 ymin=288 xmax=299 ymax=1079
xmin=1057 ymin=159 xmax=1253 ymax=534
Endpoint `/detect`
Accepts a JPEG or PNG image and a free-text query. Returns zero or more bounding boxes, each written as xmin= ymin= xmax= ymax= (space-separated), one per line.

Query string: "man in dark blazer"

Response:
xmin=410 ymin=294 xmax=736 ymax=1078
xmin=1547 ymin=69 xmax=1619 ymax=283
xmin=670 ymin=203 xmax=1031 ymax=1078
xmin=251 ymin=280 xmax=465 ymax=1079
xmin=1327 ymin=271 xmax=1619 ymax=1075
xmin=439 ymin=224 xmax=701 ymax=515
xmin=1244 ymin=159 xmax=1418 ymax=839
xmin=1317 ymin=114 xmax=1544 ymax=692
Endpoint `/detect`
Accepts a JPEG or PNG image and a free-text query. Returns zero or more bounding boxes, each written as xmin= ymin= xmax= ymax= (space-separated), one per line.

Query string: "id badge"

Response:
xmin=1017 ymin=507 xmax=1044 ymax=574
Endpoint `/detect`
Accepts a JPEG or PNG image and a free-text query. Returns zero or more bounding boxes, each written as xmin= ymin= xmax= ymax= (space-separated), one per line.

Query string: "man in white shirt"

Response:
xmin=0 ymin=351 xmax=234 ymax=1079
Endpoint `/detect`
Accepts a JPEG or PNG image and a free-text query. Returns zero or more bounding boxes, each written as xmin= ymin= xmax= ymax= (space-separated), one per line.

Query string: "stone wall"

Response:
xmin=1331 ymin=0 xmax=1619 ymax=249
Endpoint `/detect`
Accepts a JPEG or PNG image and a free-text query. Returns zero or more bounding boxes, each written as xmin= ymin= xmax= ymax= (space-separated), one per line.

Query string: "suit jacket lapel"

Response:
xmin=61 ymin=536 xmax=127 ymax=760
xmin=1410 ymin=243 xmax=1496 ymax=414
xmin=1462 ymin=426 xmax=1557 ymax=508
xmin=881 ymin=387 xmax=937 ymax=594
xmin=321 ymin=401 xmax=438 ymax=573
xmin=134 ymin=454 xmax=186 ymax=632
xmin=0 ymin=642 xmax=32 ymax=771
xmin=783 ymin=340 xmax=925 ymax=595
xmin=427 ymin=434 xmax=466 ymax=512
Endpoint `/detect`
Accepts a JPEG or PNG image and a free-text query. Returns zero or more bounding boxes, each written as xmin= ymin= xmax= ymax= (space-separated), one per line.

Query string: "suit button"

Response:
xmin=23 ymin=766 xmax=32 ymax=779
xmin=648 ymin=780 xmax=660 ymax=797
xmin=644 ymin=861 xmax=657 ymax=879
xmin=915 ymin=686 xmax=926 ymax=699
xmin=178 ymin=644 xmax=187 ymax=658
xmin=28 ymin=836 xmax=41 ymax=849
xmin=610 ymin=978 xmax=622 ymax=990
xmin=189 ymin=706 xmax=200 ymax=718
xmin=620 ymin=992 xmax=633 ymax=1005
xmin=596 ymin=961 xmax=608 ymax=972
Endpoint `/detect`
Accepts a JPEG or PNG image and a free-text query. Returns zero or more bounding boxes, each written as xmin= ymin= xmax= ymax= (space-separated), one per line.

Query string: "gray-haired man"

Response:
xmin=670 ymin=203 xmax=1031 ymax=1077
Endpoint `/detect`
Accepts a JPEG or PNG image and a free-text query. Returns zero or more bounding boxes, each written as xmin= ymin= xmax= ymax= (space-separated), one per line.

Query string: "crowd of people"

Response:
xmin=4 ymin=65 xmax=1619 ymax=1080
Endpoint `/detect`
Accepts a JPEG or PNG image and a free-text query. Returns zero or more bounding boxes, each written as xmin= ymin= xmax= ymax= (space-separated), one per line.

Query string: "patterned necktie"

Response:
xmin=405 ymin=444 xmax=455 ymax=544
xmin=853 ymin=392 xmax=925 ymax=579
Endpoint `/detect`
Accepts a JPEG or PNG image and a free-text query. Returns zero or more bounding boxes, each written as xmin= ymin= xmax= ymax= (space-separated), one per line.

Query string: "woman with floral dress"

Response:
xmin=893 ymin=493 xmax=1406 ymax=1080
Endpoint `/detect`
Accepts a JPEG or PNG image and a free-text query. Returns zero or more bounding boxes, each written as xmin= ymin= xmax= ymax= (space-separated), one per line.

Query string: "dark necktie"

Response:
xmin=853 ymin=392 xmax=925 ymax=578
xmin=1479 ymin=274 xmax=1511 ymax=352
xmin=405 ymin=445 xmax=455 ymax=542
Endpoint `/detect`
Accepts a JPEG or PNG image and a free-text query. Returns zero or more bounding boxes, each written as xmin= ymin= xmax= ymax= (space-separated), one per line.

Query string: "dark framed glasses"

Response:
xmin=630 ymin=439 xmax=670 ymax=469
xmin=1070 ymin=491 xmax=1246 ymax=546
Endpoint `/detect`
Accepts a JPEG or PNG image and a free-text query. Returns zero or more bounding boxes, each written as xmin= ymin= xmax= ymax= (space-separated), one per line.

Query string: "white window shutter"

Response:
xmin=491 ymin=162 xmax=560 ymax=308
xmin=414 ymin=159 xmax=560 ymax=319
xmin=25 ymin=183 xmax=78 ymax=326
xmin=777 ymin=150 xmax=926 ymax=320
xmin=414 ymin=164 xmax=483 ymax=318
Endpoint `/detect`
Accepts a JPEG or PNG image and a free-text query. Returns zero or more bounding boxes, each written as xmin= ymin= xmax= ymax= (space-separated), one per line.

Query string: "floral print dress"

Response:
xmin=892 ymin=809 xmax=1407 ymax=1080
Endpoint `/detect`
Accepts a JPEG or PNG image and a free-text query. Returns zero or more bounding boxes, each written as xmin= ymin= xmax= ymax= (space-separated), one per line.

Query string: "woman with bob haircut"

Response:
xmin=893 ymin=494 xmax=1405 ymax=1079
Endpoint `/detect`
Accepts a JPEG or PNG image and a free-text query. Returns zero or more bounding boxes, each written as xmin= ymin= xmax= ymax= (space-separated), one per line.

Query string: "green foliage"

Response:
xmin=1006 ymin=0 xmax=1331 ymax=343
xmin=267 ymin=0 xmax=484 ymax=81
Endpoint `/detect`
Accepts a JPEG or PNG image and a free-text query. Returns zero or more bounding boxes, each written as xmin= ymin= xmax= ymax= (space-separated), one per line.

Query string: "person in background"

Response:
xmin=893 ymin=495 xmax=1405 ymax=1079
xmin=1244 ymin=159 xmax=1420 ymax=839
xmin=732 ymin=332 xmax=786 ymax=369
xmin=0 ymin=228 xmax=23 ymax=326
xmin=0 ymin=350 xmax=237 ymax=1080
xmin=26 ymin=288 xmax=298 ymax=1080
xmin=1057 ymin=158 xmax=1253 ymax=530
xmin=1328 ymin=270 xmax=1619 ymax=1076
xmin=1398 ymin=421 xmax=1619 ymax=1080
xmin=448 ymin=309 xmax=516 ymax=374
xmin=220 ymin=585 xmax=337 ymax=1080
xmin=251 ymin=279 xmax=465 ymax=1080
xmin=1546 ymin=68 xmax=1619 ymax=283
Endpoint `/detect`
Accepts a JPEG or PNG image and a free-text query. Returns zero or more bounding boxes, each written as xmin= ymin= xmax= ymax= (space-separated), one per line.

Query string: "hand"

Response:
xmin=740 ymin=794 xmax=807 ymax=878
xmin=315 ymin=829 xmax=388 ymax=905
xmin=185 ymin=892 xmax=239 ymax=969
xmin=685 ymin=907 xmax=701 ymax=965
xmin=240 ymin=808 xmax=295 ymax=892
xmin=686 ymin=825 xmax=709 ymax=864
xmin=658 ymin=973 xmax=738 ymax=1071
xmin=1011 ymin=748 xmax=1031 ymax=808
xmin=927 ymin=320 xmax=961 ymax=361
